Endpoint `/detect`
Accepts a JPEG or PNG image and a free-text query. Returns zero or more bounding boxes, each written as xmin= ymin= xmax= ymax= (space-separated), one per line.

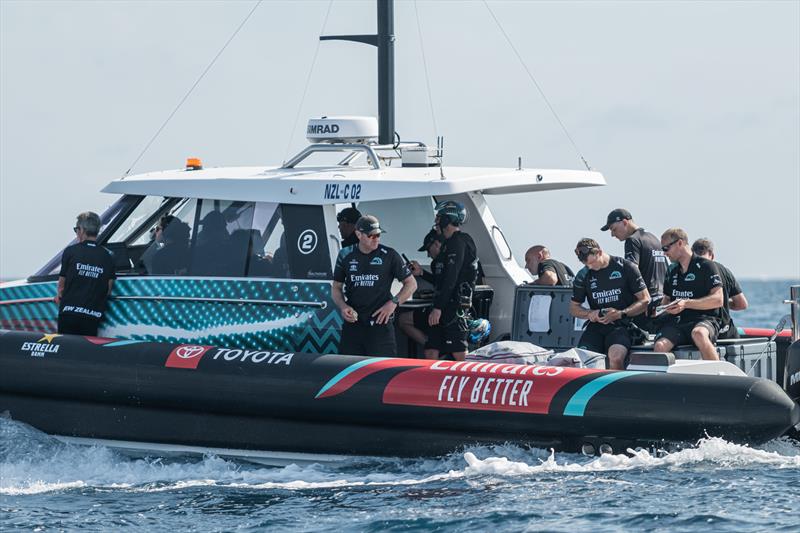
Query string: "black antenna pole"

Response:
xmin=320 ymin=0 xmax=395 ymax=144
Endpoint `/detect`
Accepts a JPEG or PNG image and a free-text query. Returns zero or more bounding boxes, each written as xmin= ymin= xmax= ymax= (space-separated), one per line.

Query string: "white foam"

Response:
xmin=2 ymin=417 xmax=798 ymax=496
xmin=461 ymin=437 xmax=800 ymax=478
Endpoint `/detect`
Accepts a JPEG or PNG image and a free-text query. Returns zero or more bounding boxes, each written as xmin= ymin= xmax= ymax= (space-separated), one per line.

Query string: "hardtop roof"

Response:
xmin=102 ymin=164 xmax=605 ymax=204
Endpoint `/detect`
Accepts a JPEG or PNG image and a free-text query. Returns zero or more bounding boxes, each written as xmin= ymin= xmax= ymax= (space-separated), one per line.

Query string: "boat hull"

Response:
xmin=1 ymin=330 xmax=797 ymax=457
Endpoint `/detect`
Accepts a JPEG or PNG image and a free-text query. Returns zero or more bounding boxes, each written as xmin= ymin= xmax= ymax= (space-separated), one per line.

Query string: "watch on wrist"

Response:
xmin=621 ymin=311 xmax=628 ymax=319
xmin=391 ymin=296 xmax=399 ymax=305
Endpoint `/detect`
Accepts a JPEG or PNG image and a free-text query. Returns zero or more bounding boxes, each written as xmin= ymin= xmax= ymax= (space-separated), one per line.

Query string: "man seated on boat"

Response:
xmin=653 ymin=228 xmax=724 ymax=360
xmin=140 ymin=214 xmax=176 ymax=273
xmin=524 ymin=245 xmax=574 ymax=286
xmin=55 ymin=211 xmax=116 ymax=336
xmin=332 ymin=215 xmax=416 ymax=357
xmin=337 ymin=206 xmax=362 ymax=248
xmin=400 ymin=229 xmax=444 ymax=351
xmin=569 ymin=238 xmax=651 ymax=370
xmin=424 ymin=201 xmax=478 ymax=362
xmin=601 ymin=208 xmax=667 ymax=333
xmin=691 ymin=238 xmax=748 ymax=340
xmin=151 ymin=220 xmax=191 ymax=276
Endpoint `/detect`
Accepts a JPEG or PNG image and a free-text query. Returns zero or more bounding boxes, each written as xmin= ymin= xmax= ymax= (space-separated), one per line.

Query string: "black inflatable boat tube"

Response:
xmin=0 ymin=330 xmax=797 ymax=456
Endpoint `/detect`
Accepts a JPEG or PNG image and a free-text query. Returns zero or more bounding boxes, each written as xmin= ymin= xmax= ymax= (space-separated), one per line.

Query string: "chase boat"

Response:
xmin=1 ymin=1 xmax=798 ymax=463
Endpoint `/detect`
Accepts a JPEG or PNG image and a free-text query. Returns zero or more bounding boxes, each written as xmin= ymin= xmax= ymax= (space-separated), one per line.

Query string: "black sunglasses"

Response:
xmin=661 ymin=239 xmax=680 ymax=252
xmin=73 ymin=226 xmax=79 ymax=233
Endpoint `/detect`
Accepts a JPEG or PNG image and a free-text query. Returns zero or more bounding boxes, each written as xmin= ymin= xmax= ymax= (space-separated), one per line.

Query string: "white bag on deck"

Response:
xmin=467 ymin=340 xmax=554 ymax=365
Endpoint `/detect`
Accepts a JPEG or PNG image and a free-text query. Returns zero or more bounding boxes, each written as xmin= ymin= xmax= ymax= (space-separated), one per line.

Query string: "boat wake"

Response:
xmin=2 ymin=417 xmax=798 ymax=497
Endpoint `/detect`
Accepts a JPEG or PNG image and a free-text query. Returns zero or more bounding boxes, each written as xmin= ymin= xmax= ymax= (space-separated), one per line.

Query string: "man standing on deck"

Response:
xmin=601 ymin=208 xmax=667 ymax=331
xmin=337 ymin=206 xmax=362 ymax=249
xmin=524 ymin=245 xmax=574 ymax=286
xmin=653 ymin=228 xmax=724 ymax=360
xmin=332 ymin=215 xmax=416 ymax=357
xmin=55 ymin=212 xmax=116 ymax=336
xmin=425 ymin=201 xmax=478 ymax=362
xmin=691 ymin=238 xmax=748 ymax=339
xmin=569 ymin=238 xmax=651 ymax=369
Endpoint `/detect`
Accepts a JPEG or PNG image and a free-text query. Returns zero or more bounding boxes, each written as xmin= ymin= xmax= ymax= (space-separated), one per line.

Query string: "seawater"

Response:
xmin=2 ymin=280 xmax=799 ymax=532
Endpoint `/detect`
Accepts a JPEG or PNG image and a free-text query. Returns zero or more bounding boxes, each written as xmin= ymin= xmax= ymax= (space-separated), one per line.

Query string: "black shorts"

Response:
xmin=413 ymin=307 xmax=430 ymax=331
xmin=718 ymin=319 xmax=739 ymax=340
xmin=339 ymin=320 xmax=397 ymax=357
xmin=425 ymin=307 xmax=467 ymax=354
xmin=57 ymin=313 xmax=100 ymax=336
xmin=656 ymin=318 xmax=719 ymax=347
xmin=577 ymin=323 xmax=631 ymax=354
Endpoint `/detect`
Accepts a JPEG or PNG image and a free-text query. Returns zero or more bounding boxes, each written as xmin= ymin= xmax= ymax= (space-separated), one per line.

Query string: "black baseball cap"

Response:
xmin=336 ymin=207 xmax=361 ymax=224
xmin=601 ymin=208 xmax=632 ymax=231
xmin=355 ymin=215 xmax=385 ymax=236
xmin=417 ymin=229 xmax=441 ymax=252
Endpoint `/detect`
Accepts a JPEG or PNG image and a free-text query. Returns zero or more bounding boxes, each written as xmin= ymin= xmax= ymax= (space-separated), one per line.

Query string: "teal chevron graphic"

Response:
xmin=1 ymin=277 xmax=342 ymax=354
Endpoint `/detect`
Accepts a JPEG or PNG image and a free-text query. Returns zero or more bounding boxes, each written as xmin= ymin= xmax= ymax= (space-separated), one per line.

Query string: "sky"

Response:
xmin=1 ymin=0 xmax=798 ymax=280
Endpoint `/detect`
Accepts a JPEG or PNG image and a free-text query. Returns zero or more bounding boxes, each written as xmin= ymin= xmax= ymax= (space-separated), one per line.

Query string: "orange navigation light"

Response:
xmin=185 ymin=157 xmax=203 ymax=170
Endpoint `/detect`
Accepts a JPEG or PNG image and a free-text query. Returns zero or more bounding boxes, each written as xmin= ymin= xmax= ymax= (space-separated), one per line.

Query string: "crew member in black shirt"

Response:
xmin=337 ymin=206 xmax=362 ymax=249
xmin=332 ymin=215 xmax=416 ymax=357
xmin=653 ymin=228 xmax=724 ymax=360
xmin=602 ymin=208 xmax=667 ymax=331
xmin=55 ymin=211 xmax=116 ymax=336
xmin=691 ymin=238 xmax=748 ymax=339
xmin=399 ymin=229 xmax=445 ymax=349
xmin=569 ymin=238 xmax=650 ymax=369
xmin=424 ymin=201 xmax=478 ymax=362
xmin=524 ymin=245 xmax=574 ymax=286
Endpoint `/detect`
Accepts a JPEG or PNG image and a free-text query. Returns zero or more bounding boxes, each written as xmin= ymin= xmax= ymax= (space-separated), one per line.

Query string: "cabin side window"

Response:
xmin=352 ymin=197 xmax=436 ymax=263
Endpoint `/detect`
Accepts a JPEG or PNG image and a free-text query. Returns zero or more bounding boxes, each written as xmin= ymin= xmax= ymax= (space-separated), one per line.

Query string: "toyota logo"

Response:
xmin=176 ymin=345 xmax=205 ymax=359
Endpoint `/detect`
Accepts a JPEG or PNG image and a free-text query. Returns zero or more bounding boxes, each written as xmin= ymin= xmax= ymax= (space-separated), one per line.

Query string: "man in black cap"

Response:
xmin=601 ymin=208 xmax=667 ymax=330
xmin=55 ymin=212 xmax=116 ymax=336
xmin=332 ymin=215 xmax=416 ymax=356
xmin=337 ymin=206 xmax=362 ymax=248
xmin=399 ymin=229 xmax=445 ymax=349
xmin=691 ymin=238 xmax=748 ymax=339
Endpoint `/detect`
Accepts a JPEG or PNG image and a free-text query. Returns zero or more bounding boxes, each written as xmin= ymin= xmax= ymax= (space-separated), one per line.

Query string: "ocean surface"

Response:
xmin=2 ymin=280 xmax=799 ymax=532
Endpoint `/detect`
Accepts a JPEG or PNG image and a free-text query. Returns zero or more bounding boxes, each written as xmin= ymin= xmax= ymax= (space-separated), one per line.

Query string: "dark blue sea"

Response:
xmin=2 ymin=280 xmax=799 ymax=532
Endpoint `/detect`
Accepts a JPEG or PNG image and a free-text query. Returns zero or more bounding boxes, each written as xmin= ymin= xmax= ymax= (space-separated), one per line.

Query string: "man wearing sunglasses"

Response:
xmin=653 ymin=229 xmax=724 ymax=360
xmin=569 ymin=238 xmax=651 ymax=369
xmin=54 ymin=212 xmax=116 ymax=336
xmin=332 ymin=215 xmax=416 ymax=357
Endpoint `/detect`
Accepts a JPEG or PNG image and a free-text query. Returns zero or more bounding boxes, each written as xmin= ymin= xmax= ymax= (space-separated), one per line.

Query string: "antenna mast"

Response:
xmin=320 ymin=0 xmax=395 ymax=145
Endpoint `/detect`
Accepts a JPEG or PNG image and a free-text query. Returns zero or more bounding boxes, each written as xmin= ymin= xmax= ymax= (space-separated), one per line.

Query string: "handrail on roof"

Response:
xmin=282 ymin=143 xmax=382 ymax=170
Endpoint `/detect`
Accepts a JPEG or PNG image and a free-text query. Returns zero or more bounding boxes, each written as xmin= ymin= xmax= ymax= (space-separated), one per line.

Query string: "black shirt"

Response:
xmin=420 ymin=255 xmax=444 ymax=287
xmin=434 ymin=231 xmax=478 ymax=310
xmin=572 ymin=255 xmax=647 ymax=314
xmin=663 ymin=255 xmax=723 ymax=322
xmin=715 ymin=261 xmax=742 ymax=330
xmin=625 ymin=228 xmax=667 ymax=296
xmin=334 ymin=244 xmax=412 ymax=320
xmin=538 ymin=258 xmax=574 ymax=286
xmin=58 ymin=241 xmax=116 ymax=320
